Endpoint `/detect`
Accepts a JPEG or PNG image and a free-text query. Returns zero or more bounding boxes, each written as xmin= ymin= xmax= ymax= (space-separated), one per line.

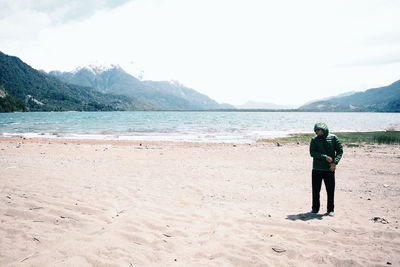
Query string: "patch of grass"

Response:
xmin=373 ymin=131 xmax=400 ymax=144
xmin=258 ymin=131 xmax=400 ymax=145
xmin=258 ymin=133 xmax=313 ymax=144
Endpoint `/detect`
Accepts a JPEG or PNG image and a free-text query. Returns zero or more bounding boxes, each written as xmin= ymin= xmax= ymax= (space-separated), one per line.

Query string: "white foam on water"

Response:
xmin=0 ymin=131 xmax=291 ymax=143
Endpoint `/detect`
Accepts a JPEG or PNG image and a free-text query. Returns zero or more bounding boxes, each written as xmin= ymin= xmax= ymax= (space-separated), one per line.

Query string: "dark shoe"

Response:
xmin=310 ymin=210 xmax=318 ymax=214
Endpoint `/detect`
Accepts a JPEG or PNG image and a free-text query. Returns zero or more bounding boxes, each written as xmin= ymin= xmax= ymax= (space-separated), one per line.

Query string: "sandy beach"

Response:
xmin=0 ymin=138 xmax=399 ymax=266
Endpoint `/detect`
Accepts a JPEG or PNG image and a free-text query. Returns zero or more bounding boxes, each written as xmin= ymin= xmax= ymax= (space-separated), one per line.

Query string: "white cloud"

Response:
xmin=0 ymin=0 xmax=132 ymax=22
xmin=0 ymin=9 xmax=50 ymax=41
xmin=1 ymin=0 xmax=399 ymax=106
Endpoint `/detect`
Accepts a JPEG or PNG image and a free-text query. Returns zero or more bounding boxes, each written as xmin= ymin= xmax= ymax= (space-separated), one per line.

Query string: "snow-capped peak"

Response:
xmin=168 ymin=80 xmax=182 ymax=86
xmin=72 ymin=63 xmax=121 ymax=75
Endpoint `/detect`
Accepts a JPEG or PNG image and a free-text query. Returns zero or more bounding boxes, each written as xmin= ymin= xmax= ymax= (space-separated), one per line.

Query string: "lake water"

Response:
xmin=0 ymin=111 xmax=399 ymax=143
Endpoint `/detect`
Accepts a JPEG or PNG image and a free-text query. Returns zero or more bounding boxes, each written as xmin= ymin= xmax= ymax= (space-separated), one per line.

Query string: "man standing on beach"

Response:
xmin=309 ymin=122 xmax=343 ymax=216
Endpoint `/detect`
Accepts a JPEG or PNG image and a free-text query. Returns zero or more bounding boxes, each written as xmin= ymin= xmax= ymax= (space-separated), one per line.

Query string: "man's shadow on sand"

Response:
xmin=286 ymin=212 xmax=326 ymax=221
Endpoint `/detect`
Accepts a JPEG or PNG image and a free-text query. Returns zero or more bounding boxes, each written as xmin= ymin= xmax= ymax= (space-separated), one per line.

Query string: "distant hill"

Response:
xmin=299 ymin=80 xmax=400 ymax=112
xmin=301 ymin=91 xmax=357 ymax=106
xmin=236 ymin=101 xmax=296 ymax=109
xmin=50 ymin=65 xmax=233 ymax=110
xmin=0 ymin=51 xmax=148 ymax=112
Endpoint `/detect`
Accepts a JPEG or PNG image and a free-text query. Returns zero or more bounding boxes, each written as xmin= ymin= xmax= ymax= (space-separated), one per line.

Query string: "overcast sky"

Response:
xmin=1 ymin=0 xmax=399 ymax=106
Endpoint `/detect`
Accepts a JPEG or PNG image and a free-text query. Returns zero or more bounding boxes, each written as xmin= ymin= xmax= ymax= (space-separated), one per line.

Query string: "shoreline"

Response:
xmin=0 ymin=136 xmax=252 ymax=147
xmin=2 ymin=129 xmax=400 ymax=146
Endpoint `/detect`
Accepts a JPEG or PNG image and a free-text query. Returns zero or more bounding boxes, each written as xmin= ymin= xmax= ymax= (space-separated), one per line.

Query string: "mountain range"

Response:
xmin=0 ymin=51 xmax=232 ymax=112
xmin=300 ymin=81 xmax=400 ymax=112
xmin=49 ymin=65 xmax=232 ymax=110
xmin=0 ymin=51 xmax=145 ymax=112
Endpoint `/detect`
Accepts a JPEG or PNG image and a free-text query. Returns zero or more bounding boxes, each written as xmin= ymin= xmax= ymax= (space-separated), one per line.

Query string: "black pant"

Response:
xmin=312 ymin=170 xmax=335 ymax=213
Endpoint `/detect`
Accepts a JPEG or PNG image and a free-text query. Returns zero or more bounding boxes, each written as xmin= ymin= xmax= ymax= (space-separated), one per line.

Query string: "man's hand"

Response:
xmin=329 ymin=163 xmax=336 ymax=172
xmin=325 ymin=156 xmax=333 ymax=163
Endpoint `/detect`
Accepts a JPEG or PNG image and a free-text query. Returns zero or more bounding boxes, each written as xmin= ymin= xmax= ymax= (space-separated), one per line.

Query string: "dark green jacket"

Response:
xmin=310 ymin=123 xmax=343 ymax=172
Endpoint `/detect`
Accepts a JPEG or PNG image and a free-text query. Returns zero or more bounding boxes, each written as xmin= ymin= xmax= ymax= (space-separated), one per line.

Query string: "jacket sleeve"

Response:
xmin=310 ymin=138 xmax=327 ymax=159
xmin=333 ymin=136 xmax=343 ymax=164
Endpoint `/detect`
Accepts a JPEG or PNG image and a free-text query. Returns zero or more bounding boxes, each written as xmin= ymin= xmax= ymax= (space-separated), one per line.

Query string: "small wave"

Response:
xmin=126 ymin=128 xmax=167 ymax=133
